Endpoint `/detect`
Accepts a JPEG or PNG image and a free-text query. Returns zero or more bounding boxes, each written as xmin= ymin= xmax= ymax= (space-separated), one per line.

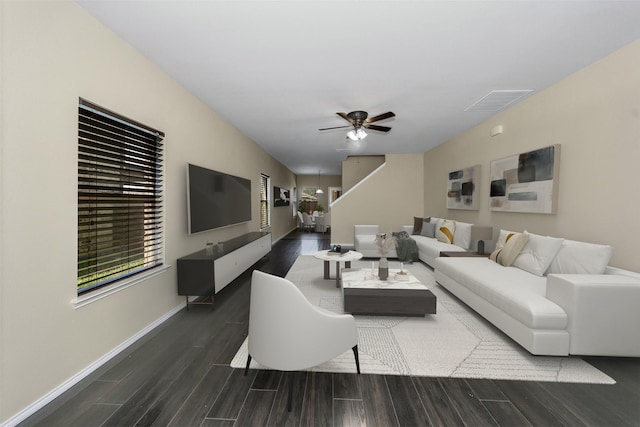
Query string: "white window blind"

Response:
xmin=77 ymin=99 xmax=164 ymax=294
xmin=260 ymin=173 xmax=270 ymax=229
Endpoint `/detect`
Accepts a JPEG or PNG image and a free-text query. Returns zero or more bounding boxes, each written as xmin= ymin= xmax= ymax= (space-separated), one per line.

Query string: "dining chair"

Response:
xmin=302 ymin=212 xmax=315 ymax=232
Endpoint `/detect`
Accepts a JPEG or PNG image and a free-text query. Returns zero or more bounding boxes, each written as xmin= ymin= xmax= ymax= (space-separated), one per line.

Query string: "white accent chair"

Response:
xmin=245 ymin=270 xmax=360 ymax=411
xmin=354 ymin=225 xmax=398 ymax=258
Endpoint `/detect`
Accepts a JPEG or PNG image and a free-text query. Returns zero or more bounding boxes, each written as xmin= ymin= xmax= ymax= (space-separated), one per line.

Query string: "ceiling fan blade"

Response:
xmin=337 ymin=112 xmax=356 ymax=124
xmin=364 ymin=124 xmax=392 ymax=132
xmin=366 ymin=111 xmax=395 ymax=123
xmin=318 ymin=125 xmax=351 ymax=131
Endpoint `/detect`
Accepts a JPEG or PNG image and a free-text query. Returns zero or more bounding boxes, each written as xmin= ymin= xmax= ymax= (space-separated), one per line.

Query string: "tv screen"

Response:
xmin=187 ymin=163 xmax=252 ymax=234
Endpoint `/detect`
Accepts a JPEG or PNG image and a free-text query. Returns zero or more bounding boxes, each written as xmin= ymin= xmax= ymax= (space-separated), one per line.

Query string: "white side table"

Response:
xmin=312 ymin=250 xmax=363 ymax=287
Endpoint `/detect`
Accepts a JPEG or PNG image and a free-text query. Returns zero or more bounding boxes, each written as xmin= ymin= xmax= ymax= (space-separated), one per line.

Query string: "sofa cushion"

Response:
xmin=453 ymin=221 xmax=473 ymax=250
xmin=436 ymin=219 xmax=456 ymax=244
xmin=489 ymin=231 xmax=528 ymax=267
xmin=412 ymin=217 xmax=425 ymax=235
xmin=512 ymin=232 xmax=564 ymax=276
xmin=434 ymin=257 xmax=568 ymax=329
xmin=412 ymin=235 xmax=464 ymax=260
xmin=545 ymin=239 xmax=613 ymax=275
xmin=355 ymin=234 xmax=376 ymax=250
xmin=420 ymin=222 xmax=436 ymax=238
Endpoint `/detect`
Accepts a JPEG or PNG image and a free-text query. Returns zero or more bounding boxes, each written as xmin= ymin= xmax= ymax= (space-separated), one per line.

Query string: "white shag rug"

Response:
xmin=231 ymin=256 xmax=615 ymax=384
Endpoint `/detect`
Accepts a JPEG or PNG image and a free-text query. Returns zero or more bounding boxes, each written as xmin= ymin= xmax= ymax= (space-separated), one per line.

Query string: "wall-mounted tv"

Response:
xmin=187 ymin=163 xmax=252 ymax=234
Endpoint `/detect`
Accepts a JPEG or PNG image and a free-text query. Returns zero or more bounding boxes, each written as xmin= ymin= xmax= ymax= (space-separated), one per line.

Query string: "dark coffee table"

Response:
xmin=341 ymin=268 xmax=436 ymax=317
xmin=439 ymin=251 xmax=488 ymax=258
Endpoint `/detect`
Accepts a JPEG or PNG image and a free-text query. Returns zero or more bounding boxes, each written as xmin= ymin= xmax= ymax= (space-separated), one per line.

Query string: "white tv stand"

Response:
xmin=177 ymin=232 xmax=271 ymax=309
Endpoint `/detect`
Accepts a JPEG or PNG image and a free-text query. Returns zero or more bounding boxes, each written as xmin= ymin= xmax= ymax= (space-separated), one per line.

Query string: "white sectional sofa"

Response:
xmin=434 ymin=231 xmax=640 ymax=357
xmin=354 ymin=217 xmax=471 ymax=266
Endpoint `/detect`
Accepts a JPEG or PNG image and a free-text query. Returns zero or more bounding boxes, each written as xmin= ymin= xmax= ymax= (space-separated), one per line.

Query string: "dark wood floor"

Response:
xmin=22 ymin=229 xmax=640 ymax=427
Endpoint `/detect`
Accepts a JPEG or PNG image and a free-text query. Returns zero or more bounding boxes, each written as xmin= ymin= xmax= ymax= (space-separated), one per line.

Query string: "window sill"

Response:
xmin=72 ymin=265 xmax=171 ymax=309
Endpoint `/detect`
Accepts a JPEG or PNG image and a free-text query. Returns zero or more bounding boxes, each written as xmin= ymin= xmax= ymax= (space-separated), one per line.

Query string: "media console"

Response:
xmin=177 ymin=232 xmax=271 ymax=309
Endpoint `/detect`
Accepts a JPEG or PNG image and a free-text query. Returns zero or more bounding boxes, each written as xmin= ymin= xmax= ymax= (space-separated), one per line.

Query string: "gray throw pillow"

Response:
xmin=420 ymin=222 xmax=436 ymax=238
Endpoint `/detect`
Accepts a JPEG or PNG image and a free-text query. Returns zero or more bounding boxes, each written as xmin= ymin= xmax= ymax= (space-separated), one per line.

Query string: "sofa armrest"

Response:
xmin=546 ymin=274 xmax=640 ymax=356
xmin=354 ymin=225 xmax=379 ymax=236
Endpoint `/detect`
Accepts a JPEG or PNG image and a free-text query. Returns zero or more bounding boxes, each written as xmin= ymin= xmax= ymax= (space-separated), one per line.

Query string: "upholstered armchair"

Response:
xmin=245 ymin=270 xmax=360 ymax=411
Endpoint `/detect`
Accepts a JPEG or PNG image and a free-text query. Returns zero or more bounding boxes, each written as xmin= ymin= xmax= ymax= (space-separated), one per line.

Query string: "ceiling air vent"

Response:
xmin=465 ymin=89 xmax=533 ymax=112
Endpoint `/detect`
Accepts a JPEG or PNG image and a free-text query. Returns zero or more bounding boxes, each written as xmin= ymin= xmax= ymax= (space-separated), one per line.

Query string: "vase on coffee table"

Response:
xmin=378 ymin=257 xmax=389 ymax=280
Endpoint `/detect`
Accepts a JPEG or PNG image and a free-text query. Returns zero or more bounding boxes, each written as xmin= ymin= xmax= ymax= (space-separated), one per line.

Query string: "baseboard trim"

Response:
xmin=1 ymin=303 xmax=185 ymax=427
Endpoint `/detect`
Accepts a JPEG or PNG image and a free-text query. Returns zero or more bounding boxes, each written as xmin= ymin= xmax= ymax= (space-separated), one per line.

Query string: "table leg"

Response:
xmin=323 ymin=260 xmax=330 ymax=279
xmin=335 ymin=261 xmax=341 ymax=287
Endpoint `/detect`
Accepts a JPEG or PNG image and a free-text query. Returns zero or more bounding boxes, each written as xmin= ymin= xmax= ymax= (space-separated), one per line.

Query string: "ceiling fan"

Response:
xmin=318 ymin=110 xmax=395 ymax=141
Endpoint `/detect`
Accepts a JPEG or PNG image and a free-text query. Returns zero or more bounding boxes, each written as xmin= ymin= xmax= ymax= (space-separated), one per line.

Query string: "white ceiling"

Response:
xmin=77 ymin=1 xmax=640 ymax=175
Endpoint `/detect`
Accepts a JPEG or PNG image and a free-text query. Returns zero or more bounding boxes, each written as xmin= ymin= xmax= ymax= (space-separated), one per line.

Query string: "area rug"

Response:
xmin=231 ymin=256 xmax=615 ymax=384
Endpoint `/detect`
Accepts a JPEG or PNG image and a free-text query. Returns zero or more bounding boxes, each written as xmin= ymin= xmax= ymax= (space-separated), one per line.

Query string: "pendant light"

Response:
xmin=316 ymin=170 xmax=324 ymax=194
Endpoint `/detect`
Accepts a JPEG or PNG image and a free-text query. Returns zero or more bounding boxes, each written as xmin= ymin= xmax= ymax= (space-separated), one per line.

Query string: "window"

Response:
xmin=77 ymin=99 xmax=164 ymax=294
xmin=259 ymin=173 xmax=270 ymax=229
xmin=299 ymin=187 xmax=318 ymax=213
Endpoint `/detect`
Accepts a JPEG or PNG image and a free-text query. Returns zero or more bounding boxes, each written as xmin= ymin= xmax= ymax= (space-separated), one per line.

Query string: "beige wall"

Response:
xmin=331 ymin=154 xmax=424 ymax=245
xmin=423 ymin=39 xmax=640 ymax=271
xmin=341 ymin=155 xmax=385 ymax=192
xmin=0 ymin=2 xmax=295 ymax=423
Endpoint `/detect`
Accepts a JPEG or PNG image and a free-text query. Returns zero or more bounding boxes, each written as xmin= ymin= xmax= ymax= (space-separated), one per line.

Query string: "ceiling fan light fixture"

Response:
xmin=347 ymin=128 xmax=367 ymax=141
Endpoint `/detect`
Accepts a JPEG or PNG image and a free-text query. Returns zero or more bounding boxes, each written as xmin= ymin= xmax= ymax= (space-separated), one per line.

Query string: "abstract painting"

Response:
xmin=274 ymin=186 xmax=290 ymax=207
xmin=447 ymin=164 xmax=480 ymax=210
xmin=489 ymin=144 xmax=561 ymax=214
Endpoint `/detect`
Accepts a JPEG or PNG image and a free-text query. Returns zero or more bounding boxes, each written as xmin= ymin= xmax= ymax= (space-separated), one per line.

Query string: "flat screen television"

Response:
xmin=187 ymin=163 xmax=252 ymax=234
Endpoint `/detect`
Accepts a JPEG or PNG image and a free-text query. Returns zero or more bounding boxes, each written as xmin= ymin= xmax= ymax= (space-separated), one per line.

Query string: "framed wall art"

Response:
xmin=489 ymin=144 xmax=561 ymax=214
xmin=447 ymin=164 xmax=480 ymax=210
xmin=274 ymin=186 xmax=290 ymax=207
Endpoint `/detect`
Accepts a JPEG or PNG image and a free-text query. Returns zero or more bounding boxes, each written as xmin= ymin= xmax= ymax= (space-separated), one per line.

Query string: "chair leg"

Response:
xmin=244 ymin=354 xmax=251 ymax=376
xmin=287 ymin=372 xmax=294 ymax=412
xmin=352 ymin=345 xmax=361 ymax=374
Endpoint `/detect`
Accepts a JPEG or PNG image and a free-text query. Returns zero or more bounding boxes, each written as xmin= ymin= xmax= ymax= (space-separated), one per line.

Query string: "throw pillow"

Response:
xmin=512 ymin=232 xmax=565 ymax=276
xmin=546 ymin=239 xmax=613 ymax=274
xmin=429 ymin=217 xmax=443 ymax=234
xmin=489 ymin=232 xmax=529 ymax=266
xmin=436 ymin=219 xmax=456 ymax=244
xmin=496 ymin=229 xmax=518 ymax=242
xmin=420 ymin=222 xmax=436 ymax=238
xmin=453 ymin=221 xmax=473 ymax=250
xmin=412 ymin=217 xmax=424 ymax=235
